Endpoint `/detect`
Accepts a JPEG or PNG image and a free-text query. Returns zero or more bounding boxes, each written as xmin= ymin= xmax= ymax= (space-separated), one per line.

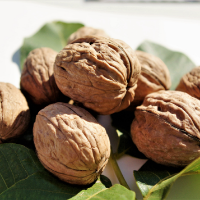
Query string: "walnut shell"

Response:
xmin=176 ymin=66 xmax=200 ymax=99
xmin=128 ymin=51 xmax=171 ymax=109
xmin=67 ymin=26 xmax=109 ymax=44
xmin=131 ymin=90 xmax=200 ymax=167
xmin=54 ymin=36 xmax=141 ymax=115
xmin=33 ymin=102 xmax=110 ymax=185
xmin=0 ymin=82 xmax=30 ymax=142
xmin=20 ymin=47 xmax=65 ymax=106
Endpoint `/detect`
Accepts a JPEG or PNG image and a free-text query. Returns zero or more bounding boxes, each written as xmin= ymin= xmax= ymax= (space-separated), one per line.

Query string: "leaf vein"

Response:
xmin=0 ymin=148 xmax=16 ymax=184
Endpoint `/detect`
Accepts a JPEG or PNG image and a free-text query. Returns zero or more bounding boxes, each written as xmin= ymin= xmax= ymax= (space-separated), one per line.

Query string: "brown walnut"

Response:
xmin=33 ymin=102 xmax=110 ymax=185
xmin=176 ymin=66 xmax=200 ymax=99
xmin=128 ymin=51 xmax=171 ymax=110
xmin=67 ymin=26 xmax=109 ymax=44
xmin=131 ymin=90 xmax=200 ymax=167
xmin=0 ymin=82 xmax=30 ymax=143
xmin=54 ymin=36 xmax=141 ymax=115
xmin=20 ymin=47 xmax=66 ymax=106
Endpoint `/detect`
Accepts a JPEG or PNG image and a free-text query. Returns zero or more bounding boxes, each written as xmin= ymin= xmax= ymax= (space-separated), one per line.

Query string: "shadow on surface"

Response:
xmin=12 ymin=48 xmax=21 ymax=72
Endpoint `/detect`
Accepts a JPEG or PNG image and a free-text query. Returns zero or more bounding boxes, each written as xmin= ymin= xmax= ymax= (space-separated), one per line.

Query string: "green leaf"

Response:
xmin=111 ymin=111 xmax=146 ymax=159
xmin=115 ymin=130 xmax=132 ymax=158
xmin=20 ymin=21 xmax=84 ymax=69
xmin=0 ymin=143 xmax=114 ymax=200
xmin=111 ymin=110 xmax=135 ymax=135
xmin=0 ymin=143 xmax=135 ymax=200
xmin=115 ymin=130 xmax=146 ymax=159
xmin=137 ymin=40 xmax=196 ymax=90
xmin=134 ymin=157 xmax=200 ymax=200
xmin=71 ymin=184 xmax=135 ymax=200
xmin=134 ymin=160 xmax=180 ymax=197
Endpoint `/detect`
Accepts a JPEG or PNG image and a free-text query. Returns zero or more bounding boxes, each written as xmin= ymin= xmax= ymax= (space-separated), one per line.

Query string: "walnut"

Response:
xmin=128 ymin=51 xmax=171 ymax=110
xmin=54 ymin=36 xmax=141 ymax=115
xmin=20 ymin=47 xmax=66 ymax=106
xmin=176 ymin=66 xmax=200 ymax=99
xmin=33 ymin=102 xmax=110 ymax=185
xmin=131 ymin=90 xmax=200 ymax=167
xmin=67 ymin=26 xmax=109 ymax=44
xmin=0 ymin=82 xmax=30 ymax=143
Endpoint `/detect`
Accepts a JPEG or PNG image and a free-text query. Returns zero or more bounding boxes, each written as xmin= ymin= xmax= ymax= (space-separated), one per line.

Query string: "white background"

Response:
xmin=1 ymin=1 xmax=200 ymax=199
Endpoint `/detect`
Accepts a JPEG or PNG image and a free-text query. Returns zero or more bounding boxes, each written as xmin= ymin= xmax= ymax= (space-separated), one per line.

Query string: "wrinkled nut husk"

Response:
xmin=20 ymin=47 xmax=66 ymax=106
xmin=0 ymin=82 xmax=30 ymax=143
xmin=176 ymin=66 xmax=200 ymax=99
xmin=33 ymin=102 xmax=110 ymax=185
xmin=128 ymin=51 xmax=171 ymax=110
xmin=54 ymin=36 xmax=141 ymax=115
xmin=67 ymin=26 xmax=109 ymax=44
xmin=131 ymin=90 xmax=200 ymax=167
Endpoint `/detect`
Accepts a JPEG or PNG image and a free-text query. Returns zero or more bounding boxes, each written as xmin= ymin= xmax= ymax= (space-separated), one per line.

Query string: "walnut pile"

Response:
xmin=67 ymin=26 xmax=109 ymax=44
xmin=128 ymin=51 xmax=171 ymax=110
xmin=131 ymin=90 xmax=200 ymax=167
xmin=176 ymin=66 xmax=200 ymax=99
xmin=33 ymin=102 xmax=110 ymax=185
xmin=0 ymin=82 xmax=30 ymax=143
xmin=20 ymin=47 xmax=66 ymax=106
xmin=54 ymin=36 xmax=141 ymax=115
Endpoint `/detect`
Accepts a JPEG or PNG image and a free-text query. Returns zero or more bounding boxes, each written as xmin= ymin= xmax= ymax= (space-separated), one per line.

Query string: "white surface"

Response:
xmin=1 ymin=1 xmax=200 ymax=87
xmin=1 ymin=1 xmax=200 ymax=199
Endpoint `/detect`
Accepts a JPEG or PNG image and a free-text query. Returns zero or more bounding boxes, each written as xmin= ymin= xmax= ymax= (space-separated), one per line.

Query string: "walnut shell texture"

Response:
xmin=128 ymin=51 xmax=171 ymax=109
xmin=33 ymin=102 xmax=110 ymax=185
xmin=67 ymin=26 xmax=109 ymax=44
xmin=20 ymin=47 xmax=65 ymax=106
xmin=0 ymin=82 xmax=30 ymax=142
xmin=131 ymin=90 xmax=200 ymax=167
xmin=176 ymin=66 xmax=200 ymax=99
xmin=54 ymin=36 xmax=141 ymax=115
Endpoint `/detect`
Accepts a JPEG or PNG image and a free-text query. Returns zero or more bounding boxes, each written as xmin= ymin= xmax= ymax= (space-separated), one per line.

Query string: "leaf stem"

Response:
xmin=109 ymin=148 xmax=130 ymax=190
